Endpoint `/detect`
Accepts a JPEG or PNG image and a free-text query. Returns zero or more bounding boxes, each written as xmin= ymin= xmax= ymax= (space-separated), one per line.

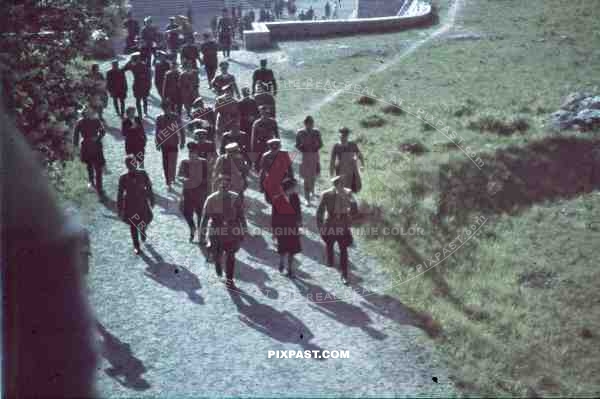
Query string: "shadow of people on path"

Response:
xmin=292 ymin=277 xmax=387 ymax=340
xmin=235 ymin=258 xmax=280 ymax=299
xmin=227 ymin=287 xmax=325 ymax=357
xmin=140 ymin=244 xmax=204 ymax=304
xmin=351 ymin=283 xmax=443 ymax=339
xmin=96 ymin=321 xmax=151 ymax=391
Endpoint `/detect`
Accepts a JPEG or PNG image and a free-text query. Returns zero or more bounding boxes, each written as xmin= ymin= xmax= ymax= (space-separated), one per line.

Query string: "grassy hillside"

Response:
xmin=308 ymin=0 xmax=600 ymax=396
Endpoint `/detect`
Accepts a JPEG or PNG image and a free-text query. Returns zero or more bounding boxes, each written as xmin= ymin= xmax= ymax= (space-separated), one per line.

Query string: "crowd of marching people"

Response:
xmin=73 ymin=4 xmax=363 ymax=288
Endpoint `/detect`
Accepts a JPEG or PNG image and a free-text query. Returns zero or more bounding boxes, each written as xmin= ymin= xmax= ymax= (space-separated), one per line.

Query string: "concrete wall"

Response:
xmin=244 ymin=0 xmax=431 ymax=50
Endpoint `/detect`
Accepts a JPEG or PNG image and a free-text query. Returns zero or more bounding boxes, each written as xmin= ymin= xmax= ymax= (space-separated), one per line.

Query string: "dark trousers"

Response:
xmin=161 ymin=150 xmax=178 ymax=185
xmin=182 ymin=189 xmax=206 ymax=231
xmin=135 ymin=96 xmax=148 ymax=117
xmin=85 ymin=162 xmax=103 ymax=192
xmin=214 ymin=248 xmax=236 ymax=281
xmin=205 ymin=64 xmax=217 ymax=87
xmin=112 ymin=96 xmax=125 ymax=115
xmin=326 ymin=241 xmax=349 ymax=278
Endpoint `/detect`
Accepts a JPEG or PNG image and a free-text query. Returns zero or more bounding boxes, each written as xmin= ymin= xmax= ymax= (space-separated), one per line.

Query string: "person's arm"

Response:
xmin=161 ymin=72 xmax=168 ymax=98
xmin=145 ymin=172 xmax=155 ymax=207
xmin=178 ymin=117 xmax=186 ymax=149
xmin=317 ymin=130 xmax=323 ymax=149
xmin=295 ymin=131 xmax=302 ymax=151
xmin=250 ymin=121 xmax=258 ymax=154
xmin=316 ymin=193 xmax=326 ymax=228
xmin=252 ymin=71 xmax=257 ymax=95
xmin=355 ymin=143 xmax=365 ymax=167
xmin=198 ymin=197 xmax=210 ymax=245
xmin=155 ymin=116 xmax=161 ymax=150
xmin=233 ymin=77 xmax=241 ymax=99
xmin=236 ymin=195 xmax=248 ymax=231
xmin=177 ymin=160 xmax=188 ymax=180
xmin=117 ymin=175 xmax=125 ymax=217
xmin=271 ymin=73 xmax=277 ymax=96
xmin=97 ymin=119 xmax=106 ymax=140
xmin=274 ymin=120 xmax=279 ymax=138
xmin=329 ymin=144 xmax=337 ymax=177
xmin=73 ymin=120 xmax=81 ymax=147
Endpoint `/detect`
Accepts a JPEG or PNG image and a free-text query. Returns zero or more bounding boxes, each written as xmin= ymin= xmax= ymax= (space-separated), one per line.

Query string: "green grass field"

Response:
xmin=306 ymin=0 xmax=600 ymax=396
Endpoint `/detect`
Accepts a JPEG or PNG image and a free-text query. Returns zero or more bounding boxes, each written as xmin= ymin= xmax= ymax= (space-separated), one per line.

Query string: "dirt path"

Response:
xmin=87 ymin=2 xmax=462 ymax=396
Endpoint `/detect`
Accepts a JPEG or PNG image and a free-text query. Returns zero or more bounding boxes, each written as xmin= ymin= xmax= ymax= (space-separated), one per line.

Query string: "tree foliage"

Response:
xmin=0 ymin=0 xmax=127 ymax=168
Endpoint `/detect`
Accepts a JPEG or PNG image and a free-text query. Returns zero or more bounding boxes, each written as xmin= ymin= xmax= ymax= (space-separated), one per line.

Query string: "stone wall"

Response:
xmin=244 ymin=0 xmax=431 ymax=50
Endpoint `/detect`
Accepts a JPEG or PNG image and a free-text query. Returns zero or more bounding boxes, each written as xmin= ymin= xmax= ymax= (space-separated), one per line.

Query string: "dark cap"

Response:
xmin=339 ymin=127 xmax=350 ymax=135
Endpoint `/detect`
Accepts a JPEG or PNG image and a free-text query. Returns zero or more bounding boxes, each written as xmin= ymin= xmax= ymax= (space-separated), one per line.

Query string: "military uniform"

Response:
xmin=178 ymin=153 xmax=209 ymax=241
xmin=181 ymin=42 xmax=200 ymax=69
xmin=254 ymin=90 xmax=276 ymax=118
xmin=316 ymin=183 xmax=358 ymax=283
xmin=123 ymin=60 xmax=151 ymax=117
xmin=220 ymin=129 xmax=249 ymax=155
xmin=200 ymin=39 xmax=219 ymax=88
xmin=330 ymin=140 xmax=363 ymax=193
xmin=296 ymin=127 xmax=323 ymax=199
xmin=214 ymin=93 xmax=240 ymax=148
xmin=162 ymin=68 xmax=182 ymax=116
xmin=121 ymin=116 xmax=146 ymax=166
xmin=179 ymin=68 xmax=200 ymax=117
xmin=251 ymin=116 xmax=279 ymax=170
xmin=213 ymin=150 xmax=250 ymax=195
xmin=212 ymin=73 xmax=239 ymax=97
xmin=106 ymin=66 xmax=127 ymax=116
xmin=199 ymin=187 xmax=247 ymax=284
xmin=155 ymin=111 xmax=185 ymax=186
xmin=217 ymin=15 xmax=234 ymax=57
xmin=252 ymin=67 xmax=277 ymax=95
xmin=238 ymin=95 xmax=259 ymax=138
xmin=73 ymin=116 xmax=105 ymax=194
xmin=153 ymin=58 xmax=170 ymax=98
xmin=117 ymin=169 xmax=155 ymax=251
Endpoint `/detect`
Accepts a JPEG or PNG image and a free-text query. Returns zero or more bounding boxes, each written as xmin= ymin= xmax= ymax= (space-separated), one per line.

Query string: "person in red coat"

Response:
xmin=271 ymin=177 xmax=302 ymax=277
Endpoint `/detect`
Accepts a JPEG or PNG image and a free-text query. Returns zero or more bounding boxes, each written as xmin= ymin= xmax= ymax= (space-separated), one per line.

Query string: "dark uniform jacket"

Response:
xmin=121 ymin=117 xmax=146 ymax=155
xmin=181 ymin=43 xmax=200 ymax=65
xmin=238 ymin=96 xmax=259 ymax=132
xmin=117 ymin=170 xmax=155 ymax=221
xmin=178 ymin=158 xmax=209 ymax=192
xmin=73 ymin=117 xmax=105 ymax=164
xmin=155 ymin=112 xmax=184 ymax=151
xmin=106 ymin=68 xmax=127 ymax=98
xmin=200 ymin=40 xmax=219 ymax=67
xmin=154 ymin=60 xmax=170 ymax=94
xmin=123 ymin=61 xmax=151 ymax=98
xmin=162 ymin=69 xmax=181 ymax=103
xmin=254 ymin=91 xmax=276 ymax=116
xmin=220 ymin=130 xmax=250 ymax=154
xmin=316 ymin=187 xmax=358 ymax=231
xmin=252 ymin=68 xmax=277 ymax=95
xmin=251 ymin=117 xmax=279 ymax=154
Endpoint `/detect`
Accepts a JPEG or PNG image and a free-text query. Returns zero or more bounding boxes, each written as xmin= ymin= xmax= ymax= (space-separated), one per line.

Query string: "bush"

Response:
xmin=381 ymin=103 xmax=405 ymax=115
xmin=360 ymin=114 xmax=387 ymax=128
xmin=467 ymin=114 xmax=531 ymax=135
xmin=356 ymin=95 xmax=377 ymax=105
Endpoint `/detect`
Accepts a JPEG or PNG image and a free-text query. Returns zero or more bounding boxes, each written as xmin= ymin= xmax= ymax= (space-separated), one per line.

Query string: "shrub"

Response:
xmin=356 ymin=95 xmax=377 ymax=105
xmin=381 ymin=103 xmax=405 ymax=115
xmin=467 ymin=114 xmax=530 ymax=135
xmin=360 ymin=114 xmax=387 ymax=128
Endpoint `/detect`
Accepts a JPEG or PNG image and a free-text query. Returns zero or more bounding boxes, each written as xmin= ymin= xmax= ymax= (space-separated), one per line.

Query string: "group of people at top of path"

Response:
xmin=73 ymin=7 xmax=365 ymax=288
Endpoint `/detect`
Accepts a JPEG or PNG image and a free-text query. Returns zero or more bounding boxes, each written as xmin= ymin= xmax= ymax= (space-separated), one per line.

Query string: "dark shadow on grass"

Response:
xmin=292 ymin=277 xmax=387 ymax=340
xmin=227 ymin=287 xmax=325 ymax=357
xmin=438 ymin=136 xmax=600 ymax=223
xmin=140 ymin=243 xmax=204 ymax=304
xmin=96 ymin=321 xmax=151 ymax=391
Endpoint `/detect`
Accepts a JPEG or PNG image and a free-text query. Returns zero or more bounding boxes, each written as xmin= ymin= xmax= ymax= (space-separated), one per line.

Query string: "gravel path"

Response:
xmin=87 ymin=3 xmax=461 ymax=396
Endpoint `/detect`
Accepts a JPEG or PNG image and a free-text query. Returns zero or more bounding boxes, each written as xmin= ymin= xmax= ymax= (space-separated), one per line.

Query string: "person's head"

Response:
xmin=170 ymin=61 xmax=178 ymax=70
xmin=267 ymin=138 xmax=281 ymax=152
xmin=339 ymin=127 xmax=350 ymax=143
xmin=219 ymin=61 xmax=229 ymax=73
xmin=225 ymin=142 xmax=240 ymax=155
xmin=111 ymin=60 xmax=119 ymax=70
xmin=258 ymin=105 xmax=269 ymax=118
xmin=91 ymin=64 xmax=99 ymax=74
xmin=161 ymin=99 xmax=171 ymax=112
xmin=203 ymin=32 xmax=211 ymax=41
xmin=260 ymin=59 xmax=267 ymax=69
xmin=332 ymin=175 xmax=344 ymax=191
xmin=125 ymin=154 xmax=138 ymax=171
xmin=304 ymin=115 xmax=314 ymax=130
xmin=222 ymin=7 xmax=228 ymax=16
xmin=130 ymin=54 xmax=140 ymax=64
xmin=194 ymin=128 xmax=208 ymax=141
xmin=242 ymin=87 xmax=250 ymax=97
xmin=169 ymin=16 xmax=175 ymax=23
xmin=125 ymin=106 xmax=136 ymax=119
xmin=219 ymin=174 xmax=231 ymax=191
xmin=144 ymin=16 xmax=152 ymax=26
xmin=82 ymin=106 xmax=92 ymax=119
